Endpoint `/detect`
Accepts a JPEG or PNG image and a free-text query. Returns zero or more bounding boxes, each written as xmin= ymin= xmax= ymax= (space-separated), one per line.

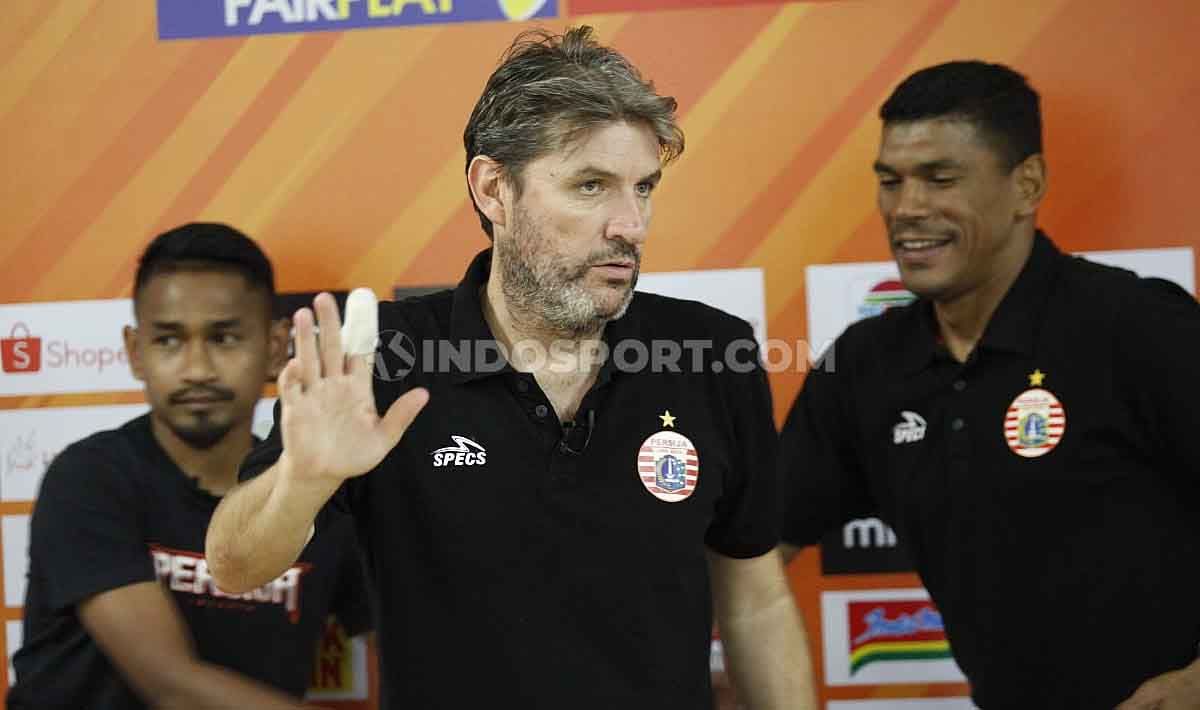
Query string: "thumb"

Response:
xmin=1115 ymin=689 xmax=1161 ymax=710
xmin=379 ymin=387 xmax=430 ymax=444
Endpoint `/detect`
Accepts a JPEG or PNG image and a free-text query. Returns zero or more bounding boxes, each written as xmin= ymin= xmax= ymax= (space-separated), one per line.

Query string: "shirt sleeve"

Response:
xmin=704 ymin=326 xmax=781 ymax=558
xmin=779 ymin=336 xmax=876 ymax=547
xmin=1115 ymin=276 xmax=1200 ymax=491
xmin=28 ymin=442 xmax=156 ymax=612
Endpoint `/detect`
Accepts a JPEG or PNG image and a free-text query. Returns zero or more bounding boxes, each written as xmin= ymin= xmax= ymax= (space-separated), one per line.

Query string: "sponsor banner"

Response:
xmin=821 ymin=588 xmax=966 ymax=686
xmin=306 ymin=617 xmax=369 ymax=700
xmin=571 ymin=0 xmax=798 ymax=14
xmin=0 ymin=300 xmax=138 ymax=396
xmin=3 ymin=515 xmax=30 ymax=607
xmin=6 ymin=620 xmax=20 ymax=685
xmin=252 ymin=397 xmax=279 ymax=440
xmin=0 ymin=404 xmax=148 ymax=502
xmin=0 ymin=400 xmax=277 ymax=503
xmin=827 ymin=700 xmax=979 ymax=710
xmin=158 ymin=0 xmax=559 ymax=40
xmin=637 ymin=267 xmax=768 ymax=349
xmin=820 ymin=517 xmax=914 ymax=575
xmin=806 ymin=247 xmax=1195 ymax=351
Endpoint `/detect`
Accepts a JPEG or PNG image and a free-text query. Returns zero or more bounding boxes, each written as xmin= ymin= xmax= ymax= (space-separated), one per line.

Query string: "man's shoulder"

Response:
xmin=379 ymin=289 xmax=456 ymax=335
xmin=35 ymin=418 xmax=145 ymax=503
xmin=833 ymin=300 xmax=921 ymax=359
xmin=627 ymin=291 xmax=755 ymax=342
xmin=1057 ymin=252 xmax=1198 ymax=316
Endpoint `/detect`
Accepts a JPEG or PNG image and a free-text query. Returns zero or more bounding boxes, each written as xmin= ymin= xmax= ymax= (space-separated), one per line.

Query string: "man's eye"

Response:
xmin=580 ymin=180 xmax=602 ymax=195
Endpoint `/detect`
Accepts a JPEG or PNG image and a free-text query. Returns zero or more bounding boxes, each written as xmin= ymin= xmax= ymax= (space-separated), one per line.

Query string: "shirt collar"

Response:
xmin=896 ymin=231 xmax=1063 ymax=375
xmin=447 ymin=248 xmax=634 ymax=387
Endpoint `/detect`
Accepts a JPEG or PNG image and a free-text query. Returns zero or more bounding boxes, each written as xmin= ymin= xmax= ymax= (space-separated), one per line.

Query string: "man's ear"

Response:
xmin=123 ymin=325 xmax=145 ymax=382
xmin=266 ymin=317 xmax=291 ymax=381
xmin=1014 ymin=153 xmax=1047 ymax=218
xmin=467 ymin=155 xmax=510 ymax=232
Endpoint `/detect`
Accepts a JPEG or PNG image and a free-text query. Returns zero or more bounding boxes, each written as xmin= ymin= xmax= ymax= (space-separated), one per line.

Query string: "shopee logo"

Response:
xmin=0 ymin=322 xmax=128 ymax=375
xmin=1 ymin=323 xmax=41 ymax=373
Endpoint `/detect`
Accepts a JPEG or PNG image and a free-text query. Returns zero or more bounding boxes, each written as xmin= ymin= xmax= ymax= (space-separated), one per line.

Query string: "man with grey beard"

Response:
xmin=206 ymin=25 xmax=815 ymax=710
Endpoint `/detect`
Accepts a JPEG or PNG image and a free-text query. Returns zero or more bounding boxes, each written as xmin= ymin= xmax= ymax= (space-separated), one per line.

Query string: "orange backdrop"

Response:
xmin=2 ymin=0 xmax=1199 ymax=706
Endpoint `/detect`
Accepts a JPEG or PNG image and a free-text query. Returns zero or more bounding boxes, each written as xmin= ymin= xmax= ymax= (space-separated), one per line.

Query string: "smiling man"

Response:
xmin=9 ymin=224 xmax=370 ymax=710
xmin=779 ymin=61 xmax=1200 ymax=709
xmin=205 ymin=26 xmax=815 ymax=710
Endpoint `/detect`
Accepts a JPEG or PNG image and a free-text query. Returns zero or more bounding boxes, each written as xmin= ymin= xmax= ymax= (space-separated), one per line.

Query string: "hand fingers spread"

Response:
xmin=292 ymin=307 xmax=320 ymax=386
xmin=314 ymin=292 xmax=345 ymax=378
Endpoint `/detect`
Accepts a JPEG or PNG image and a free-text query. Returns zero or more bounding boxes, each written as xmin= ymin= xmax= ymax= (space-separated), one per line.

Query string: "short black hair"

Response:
xmin=880 ymin=60 xmax=1042 ymax=170
xmin=133 ymin=223 xmax=276 ymax=314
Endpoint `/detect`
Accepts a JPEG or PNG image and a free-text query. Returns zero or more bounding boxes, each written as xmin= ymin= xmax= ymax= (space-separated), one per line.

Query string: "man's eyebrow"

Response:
xmin=873 ymin=159 xmax=964 ymax=173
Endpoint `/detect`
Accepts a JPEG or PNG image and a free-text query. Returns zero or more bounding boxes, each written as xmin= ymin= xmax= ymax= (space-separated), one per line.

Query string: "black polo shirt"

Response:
xmin=244 ymin=249 xmax=779 ymax=710
xmin=10 ymin=415 xmax=370 ymax=710
xmin=782 ymin=232 xmax=1200 ymax=709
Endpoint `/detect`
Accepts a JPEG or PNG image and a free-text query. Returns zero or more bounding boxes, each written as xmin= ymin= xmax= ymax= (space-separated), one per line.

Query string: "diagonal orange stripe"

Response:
xmin=90 ymin=33 xmax=344 ymax=300
xmin=696 ymin=0 xmax=958 ymax=269
xmin=0 ymin=1 xmax=150 ymax=270
xmin=28 ymin=37 xmax=308 ymax=302
xmin=0 ymin=0 xmax=102 ymax=121
xmin=754 ymin=0 xmax=1073 ymax=329
xmin=0 ymin=17 xmax=185 ymax=286
xmin=396 ymin=5 xmax=782 ymax=286
xmin=0 ymin=0 xmax=68 ymax=70
xmin=8 ymin=40 xmax=243 ymax=301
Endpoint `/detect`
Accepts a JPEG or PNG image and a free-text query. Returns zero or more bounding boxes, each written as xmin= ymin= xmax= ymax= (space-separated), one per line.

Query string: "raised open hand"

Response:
xmin=276 ymin=291 xmax=428 ymax=484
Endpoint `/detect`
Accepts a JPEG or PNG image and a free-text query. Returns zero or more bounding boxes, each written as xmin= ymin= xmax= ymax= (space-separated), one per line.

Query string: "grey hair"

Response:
xmin=463 ymin=25 xmax=685 ymax=239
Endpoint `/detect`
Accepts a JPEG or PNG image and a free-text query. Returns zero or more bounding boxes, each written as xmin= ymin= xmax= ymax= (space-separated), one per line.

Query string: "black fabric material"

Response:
xmin=9 ymin=415 xmax=369 ymax=709
xmin=781 ymin=232 xmax=1200 ymax=708
xmin=241 ymin=248 xmax=780 ymax=709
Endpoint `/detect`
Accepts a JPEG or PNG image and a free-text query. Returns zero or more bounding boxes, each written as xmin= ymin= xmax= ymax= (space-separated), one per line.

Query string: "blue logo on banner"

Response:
xmin=158 ymin=0 xmax=559 ymax=40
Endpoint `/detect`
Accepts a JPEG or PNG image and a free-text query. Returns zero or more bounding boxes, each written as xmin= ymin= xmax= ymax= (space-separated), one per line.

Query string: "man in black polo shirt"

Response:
xmin=780 ymin=61 xmax=1200 ymax=708
xmin=9 ymin=224 xmax=370 ymax=709
xmin=206 ymin=26 xmax=815 ymax=710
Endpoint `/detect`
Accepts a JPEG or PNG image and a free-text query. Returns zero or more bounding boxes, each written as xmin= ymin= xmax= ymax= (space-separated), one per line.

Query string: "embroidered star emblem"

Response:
xmin=1028 ymin=369 xmax=1046 ymax=387
xmin=659 ymin=410 xmax=676 ymax=428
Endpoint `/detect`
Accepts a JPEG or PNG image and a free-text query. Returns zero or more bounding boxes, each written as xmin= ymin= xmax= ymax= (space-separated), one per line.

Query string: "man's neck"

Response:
xmin=150 ymin=415 xmax=254 ymax=497
xmin=933 ymin=232 xmax=1035 ymax=362
xmin=481 ymin=279 xmax=604 ymax=422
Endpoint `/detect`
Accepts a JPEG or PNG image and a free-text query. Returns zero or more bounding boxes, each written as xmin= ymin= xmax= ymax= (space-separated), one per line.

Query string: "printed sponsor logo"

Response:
xmin=820 ymin=518 xmax=914 ymax=575
xmin=157 ymin=0 xmax=558 ymax=40
xmin=430 ymin=435 xmax=487 ymax=467
xmin=821 ymin=589 xmax=966 ymax=685
xmin=570 ymin=0 xmax=792 ymax=15
xmin=858 ymin=279 xmax=915 ymax=320
xmin=892 ymin=411 xmax=926 ymax=445
xmin=150 ymin=545 xmax=311 ymax=623
xmin=306 ymin=617 xmax=369 ymax=700
xmin=848 ymin=599 xmax=951 ymax=674
xmin=0 ymin=300 xmax=138 ymax=396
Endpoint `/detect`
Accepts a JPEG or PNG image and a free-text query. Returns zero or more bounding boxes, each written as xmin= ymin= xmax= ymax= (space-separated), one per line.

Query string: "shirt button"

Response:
xmin=951 ymin=417 xmax=965 ymax=431
xmin=534 ymin=404 xmax=549 ymax=418
xmin=516 ymin=380 xmax=530 ymax=393
xmin=953 ymin=379 xmax=966 ymax=392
